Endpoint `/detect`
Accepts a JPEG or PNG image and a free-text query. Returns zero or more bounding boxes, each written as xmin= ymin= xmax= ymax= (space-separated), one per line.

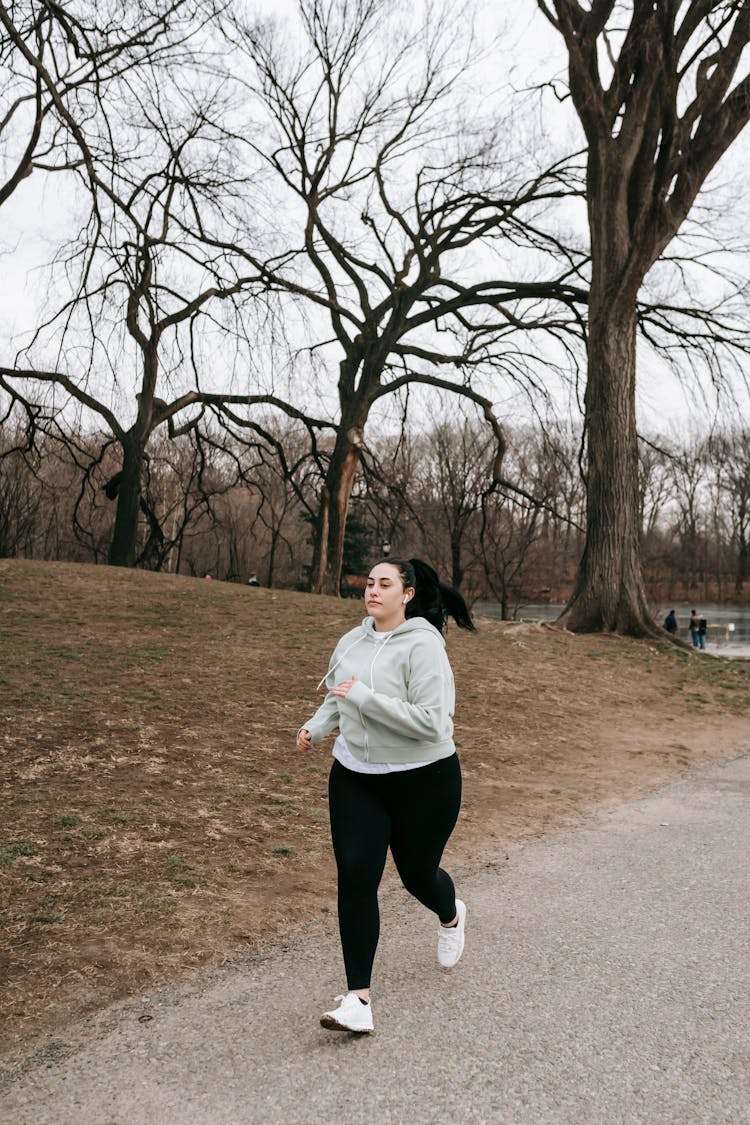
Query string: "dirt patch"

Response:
xmin=2 ymin=559 xmax=749 ymax=1061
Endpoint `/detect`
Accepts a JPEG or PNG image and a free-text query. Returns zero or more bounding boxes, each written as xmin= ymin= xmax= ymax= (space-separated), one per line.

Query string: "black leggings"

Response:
xmin=328 ymin=753 xmax=462 ymax=990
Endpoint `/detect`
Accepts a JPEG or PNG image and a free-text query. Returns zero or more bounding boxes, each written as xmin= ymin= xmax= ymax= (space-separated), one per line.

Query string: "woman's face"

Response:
xmin=365 ymin=563 xmax=413 ymax=626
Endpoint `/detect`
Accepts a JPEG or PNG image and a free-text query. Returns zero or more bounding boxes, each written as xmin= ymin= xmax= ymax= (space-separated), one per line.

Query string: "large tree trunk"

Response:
xmin=558 ymin=124 xmax=658 ymax=637
xmin=109 ymin=343 xmax=159 ymax=568
xmin=558 ymin=301 xmax=654 ymax=635
xmin=267 ymin=521 xmax=280 ymax=588
xmin=309 ymin=428 xmax=363 ymax=596
xmin=541 ymin=2 xmax=750 ymax=633
xmin=109 ymin=431 xmax=145 ymax=567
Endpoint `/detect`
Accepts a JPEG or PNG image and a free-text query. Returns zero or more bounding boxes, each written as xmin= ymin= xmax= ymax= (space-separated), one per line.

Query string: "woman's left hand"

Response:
xmin=331 ymin=676 xmax=357 ymax=698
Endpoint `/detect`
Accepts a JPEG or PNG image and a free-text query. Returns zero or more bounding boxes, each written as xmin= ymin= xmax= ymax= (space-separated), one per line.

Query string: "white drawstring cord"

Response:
xmin=316 ymin=635 xmax=366 ymax=691
xmin=316 ymin=630 xmax=392 ymax=692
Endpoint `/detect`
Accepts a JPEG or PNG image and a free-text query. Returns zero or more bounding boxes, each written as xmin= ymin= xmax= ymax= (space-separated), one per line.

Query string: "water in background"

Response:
xmin=473 ymin=602 xmax=750 ymax=654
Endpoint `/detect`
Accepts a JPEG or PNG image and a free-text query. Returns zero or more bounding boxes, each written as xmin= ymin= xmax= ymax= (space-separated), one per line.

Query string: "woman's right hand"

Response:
xmin=296 ymin=727 xmax=313 ymax=752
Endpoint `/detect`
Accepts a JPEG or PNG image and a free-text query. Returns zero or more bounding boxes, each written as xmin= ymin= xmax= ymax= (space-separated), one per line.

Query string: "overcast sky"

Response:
xmin=2 ymin=0 xmax=750 ymax=436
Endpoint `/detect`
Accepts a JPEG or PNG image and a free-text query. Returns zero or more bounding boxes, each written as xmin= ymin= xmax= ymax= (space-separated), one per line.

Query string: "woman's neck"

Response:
xmin=373 ymin=613 xmax=405 ymax=633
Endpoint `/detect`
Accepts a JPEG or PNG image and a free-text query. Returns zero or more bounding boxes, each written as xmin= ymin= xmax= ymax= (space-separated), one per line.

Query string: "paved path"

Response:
xmin=3 ymin=755 xmax=749 ymax=1124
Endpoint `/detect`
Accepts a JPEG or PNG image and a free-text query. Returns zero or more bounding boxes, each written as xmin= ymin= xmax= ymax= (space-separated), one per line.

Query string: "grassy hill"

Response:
xmin=2 ymin=558 xmax=749 ymax=1057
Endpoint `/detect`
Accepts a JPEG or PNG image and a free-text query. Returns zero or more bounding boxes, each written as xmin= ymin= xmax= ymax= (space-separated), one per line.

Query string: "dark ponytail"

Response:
xmin=377 ymin=557 xmax=475 ymax=633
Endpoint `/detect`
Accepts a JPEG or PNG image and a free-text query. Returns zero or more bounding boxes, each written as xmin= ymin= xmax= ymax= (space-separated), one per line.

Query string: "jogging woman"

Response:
xmin=297 ymin=557 xmax=474 ymax=1034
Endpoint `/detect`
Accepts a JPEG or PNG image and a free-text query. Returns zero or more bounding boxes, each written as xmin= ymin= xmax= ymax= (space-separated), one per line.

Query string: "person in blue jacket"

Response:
xmin=297 ymin=557 xmax=474 ymax=1034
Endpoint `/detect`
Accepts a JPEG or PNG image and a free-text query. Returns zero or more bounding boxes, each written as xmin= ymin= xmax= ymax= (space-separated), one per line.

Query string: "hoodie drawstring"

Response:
xmin=316 ymin=635 xmax=367 ymax=692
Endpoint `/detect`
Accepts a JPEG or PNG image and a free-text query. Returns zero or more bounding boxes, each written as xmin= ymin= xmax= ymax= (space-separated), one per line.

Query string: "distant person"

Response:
xmin=204 ymin=574 xmax=213 ymax=581
xmin=664 ymin=609 xmax=678 ymax=635
xmin=689 ymin=610 xmax=701 ymax=648
xmin=698 ymin=615 xmax=707 ymax=650
xmin=297 ymin=557 xmax=473 ymax=1035
xmin=247 ymin=574 xmax=260 ymax=587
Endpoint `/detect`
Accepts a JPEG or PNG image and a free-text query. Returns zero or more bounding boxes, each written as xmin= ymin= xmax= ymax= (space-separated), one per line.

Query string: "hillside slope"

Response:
xmin=2 ymin=558 xmax=749 ymax=1055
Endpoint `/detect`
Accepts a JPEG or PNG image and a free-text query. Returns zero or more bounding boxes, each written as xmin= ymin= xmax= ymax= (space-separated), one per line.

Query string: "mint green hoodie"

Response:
xmin=303 ymin=616 xmax=456 ymax=764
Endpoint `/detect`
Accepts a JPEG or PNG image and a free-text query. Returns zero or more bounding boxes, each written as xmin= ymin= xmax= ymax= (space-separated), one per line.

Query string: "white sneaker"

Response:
xmin=320 ymin=993 xmax=374 ymax=1034
xmin=437 ymin=899 xmax=466 ymax=967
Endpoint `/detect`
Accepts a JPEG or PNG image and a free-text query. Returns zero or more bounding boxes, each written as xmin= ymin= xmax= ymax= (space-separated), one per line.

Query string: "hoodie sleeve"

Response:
xmin=303 ymin=691 xmax=340 ymax=744
xmin=301 ymin=637 xmax=350 ymax=744
xmin=344 ymin=636 xmax=453 ymax=741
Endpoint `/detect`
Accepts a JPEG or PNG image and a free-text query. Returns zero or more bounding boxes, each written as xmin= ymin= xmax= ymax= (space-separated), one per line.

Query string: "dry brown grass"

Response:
xmin=2 ymin=557 xmax=749 ymax=1059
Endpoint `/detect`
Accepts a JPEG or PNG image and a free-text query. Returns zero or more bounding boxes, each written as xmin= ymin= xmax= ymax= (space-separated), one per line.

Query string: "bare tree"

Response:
xmin=640 ymin=438 xmax=673 ymax=542
xmin=247 ymin=429 xmax=316 ymax=586
xmin=478 ymin=493 xmax=544 ymax=619
xmin=357 ymin=411 xmax=584 ymax=609
xmin=0 ymin=0 xmax=197 ymax=208
xmin=0 ymin=427 xmax=42 ymax=555
xmin=710 ymin=427 xmax=750 ymax=597
xmin=198 ymin=419 xmax=318 ymax=585
xmin=638 ymin=436 xmax=678 ymax=598
xmin=539 ymin=0 xmax=750 ymax=633
xmin=394 ymin=413 xmax=495 ymax=591
xmin=477 ymin=426 xmax=583 ymax=616
xmin=532 ymin=420 xmax=586 ymax=593
xmin=358 ymin=426 xmax=418 ymax=563
xmin=200 ymin=0 xmax=587 ymax=594
xmin=0 ymin=1 xmax=283 ymax=566
xmin=664 ymin=433 xmax=710 ymax=599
